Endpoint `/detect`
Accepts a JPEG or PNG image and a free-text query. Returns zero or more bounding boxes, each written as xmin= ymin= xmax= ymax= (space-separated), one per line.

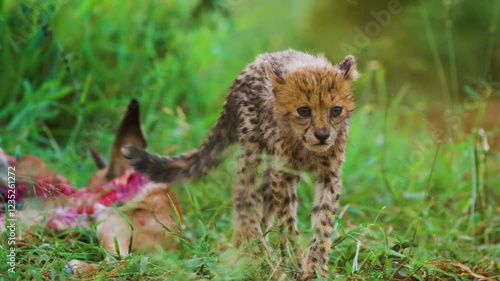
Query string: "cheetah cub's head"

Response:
xmin=266 ymin=55 xmax=358 ymax=153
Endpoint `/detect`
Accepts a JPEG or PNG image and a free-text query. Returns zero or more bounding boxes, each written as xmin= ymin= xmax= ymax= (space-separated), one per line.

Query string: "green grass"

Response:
xmin=1 ymin=0 xmax=499 ymax=280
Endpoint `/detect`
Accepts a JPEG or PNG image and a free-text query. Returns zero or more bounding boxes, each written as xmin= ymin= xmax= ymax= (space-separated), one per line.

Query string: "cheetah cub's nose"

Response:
xmin=314 ymin=129 xmax=330 ymax=142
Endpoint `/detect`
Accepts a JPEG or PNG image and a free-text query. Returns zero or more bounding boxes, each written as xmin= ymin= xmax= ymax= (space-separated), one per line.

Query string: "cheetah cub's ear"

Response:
xmin=264 ymin=61 xmax=285 ymax=85
xmin=338 ymin=55 xmax=359 ymax=82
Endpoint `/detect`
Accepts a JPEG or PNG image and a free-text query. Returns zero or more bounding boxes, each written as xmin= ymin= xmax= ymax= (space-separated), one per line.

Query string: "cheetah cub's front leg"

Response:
xmin=301 ymin=168 xmax=342 ymax=280
xmin=269 ymin=169 xmax=303 ymax=269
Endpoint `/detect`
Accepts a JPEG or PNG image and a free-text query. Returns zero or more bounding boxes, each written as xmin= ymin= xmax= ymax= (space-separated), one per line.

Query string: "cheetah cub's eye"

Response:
xmin=297 ymin=107 xmax=312 ymax=118
xmin=330 ymin=106 xmax=343 ymax=118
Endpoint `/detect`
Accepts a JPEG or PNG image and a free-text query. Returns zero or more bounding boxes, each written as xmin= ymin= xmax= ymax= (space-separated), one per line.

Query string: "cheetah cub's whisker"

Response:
xmin=123 ymin=49 xmax=358 ymax=280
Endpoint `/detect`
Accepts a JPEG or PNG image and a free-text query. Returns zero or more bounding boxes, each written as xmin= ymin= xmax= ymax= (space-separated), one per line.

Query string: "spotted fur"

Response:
xmin=123 ymin=49 xmax=358 ymax=280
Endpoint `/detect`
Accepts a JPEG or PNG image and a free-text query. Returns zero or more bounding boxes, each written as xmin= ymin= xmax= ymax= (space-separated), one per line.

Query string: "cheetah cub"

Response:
xmin=123 ymin=49 xmax=358 ymax=280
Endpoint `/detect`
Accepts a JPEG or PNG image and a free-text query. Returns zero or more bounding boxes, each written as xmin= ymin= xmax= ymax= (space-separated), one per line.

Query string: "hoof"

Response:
xmin=66 ymin=259 xmax=99 ymax=275
xmin=64 ymin=264 xmax=75 ymax=275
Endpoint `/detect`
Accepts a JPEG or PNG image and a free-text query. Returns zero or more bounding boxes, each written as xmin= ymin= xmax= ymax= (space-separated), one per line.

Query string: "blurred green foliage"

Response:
xmin=2 ymin=0 xmax=499 ymax=150
xmin=306 ymin=1 xmax=499 ymax=99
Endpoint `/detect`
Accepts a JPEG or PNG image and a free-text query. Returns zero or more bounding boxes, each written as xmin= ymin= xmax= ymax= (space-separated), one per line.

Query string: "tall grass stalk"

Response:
xmin=419 ymin=0 xmax=451 ymax=104
xmin=483 ymin=0 xmax=500 ymax=77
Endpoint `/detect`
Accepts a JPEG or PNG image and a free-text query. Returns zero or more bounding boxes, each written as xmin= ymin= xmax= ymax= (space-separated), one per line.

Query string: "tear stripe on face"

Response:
xmin=303 ymin=119 xmax=313 ymax=142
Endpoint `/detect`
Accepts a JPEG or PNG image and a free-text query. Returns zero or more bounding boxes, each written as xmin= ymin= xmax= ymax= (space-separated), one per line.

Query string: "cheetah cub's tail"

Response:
xmin=122 ymin=102 xmax=237 ymax=183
